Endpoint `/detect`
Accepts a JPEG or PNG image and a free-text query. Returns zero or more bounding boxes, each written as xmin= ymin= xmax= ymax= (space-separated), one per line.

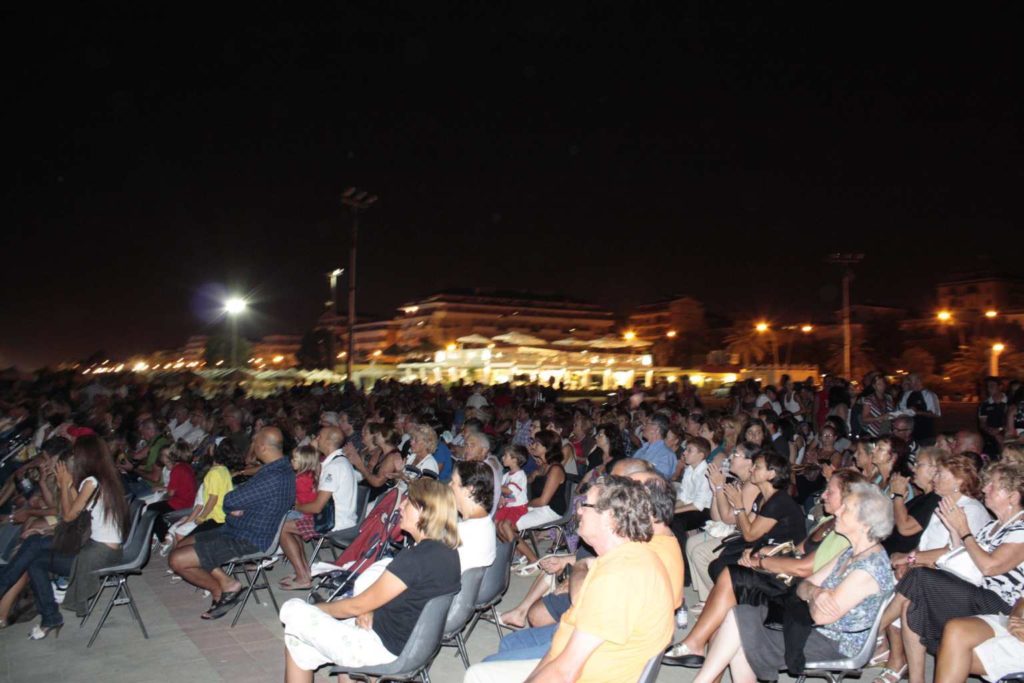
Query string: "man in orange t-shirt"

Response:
xmin=464 ymin=475 xmax=674 ymax=683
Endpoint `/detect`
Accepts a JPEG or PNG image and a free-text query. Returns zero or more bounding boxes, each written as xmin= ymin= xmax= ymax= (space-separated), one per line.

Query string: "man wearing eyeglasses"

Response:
xmin=464 ymin=475 xmax=674 ymax=683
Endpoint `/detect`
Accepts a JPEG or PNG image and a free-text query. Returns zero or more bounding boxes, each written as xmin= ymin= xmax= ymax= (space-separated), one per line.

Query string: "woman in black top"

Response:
xmin=498 ymin=429 xmax=566 ymax=564
xmin=884 ymin=447 xmax=942 ymax=556
xmin=281 ymin=478 xmax=461 ymax=681
xmin=584 ymin=422 xmax=626 ymax=479
xmin=711 ymin=450 xmax=807 ymax=583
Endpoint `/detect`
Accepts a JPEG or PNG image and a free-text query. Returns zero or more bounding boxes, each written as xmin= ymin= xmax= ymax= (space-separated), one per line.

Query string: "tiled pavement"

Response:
xmin=1 ymin=546 xmax=932 ymax=683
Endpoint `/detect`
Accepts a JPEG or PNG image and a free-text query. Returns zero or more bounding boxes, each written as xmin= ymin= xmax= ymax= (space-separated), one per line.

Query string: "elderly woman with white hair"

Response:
xmin=693 ymin=483 xmax=896 ymax=683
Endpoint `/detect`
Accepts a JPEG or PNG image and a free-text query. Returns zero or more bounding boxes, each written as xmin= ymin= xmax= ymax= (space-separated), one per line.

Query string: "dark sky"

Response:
xmin=3 ymin=5 xmax=1021 ymax=369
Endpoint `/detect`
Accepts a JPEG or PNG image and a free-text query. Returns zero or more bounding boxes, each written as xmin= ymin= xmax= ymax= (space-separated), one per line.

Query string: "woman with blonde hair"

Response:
xmin=281 ymin=478 xmax=461 ymax=682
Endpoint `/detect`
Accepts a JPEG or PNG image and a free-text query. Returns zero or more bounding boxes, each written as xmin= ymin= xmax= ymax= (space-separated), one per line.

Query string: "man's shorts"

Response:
xmin=193 ymin=528 xmax=261 ymax=572
xmin=541 ymin=592 xmax=571 ymax=621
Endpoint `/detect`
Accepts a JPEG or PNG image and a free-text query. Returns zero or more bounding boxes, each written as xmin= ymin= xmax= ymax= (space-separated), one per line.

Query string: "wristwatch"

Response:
xmin=890 ymin=492 xmax=904 ymax=500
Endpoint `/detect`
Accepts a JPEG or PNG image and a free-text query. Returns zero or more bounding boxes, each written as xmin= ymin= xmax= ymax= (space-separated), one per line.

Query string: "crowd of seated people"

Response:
xmin=7 ymin=370 xmax=1024 ymax=683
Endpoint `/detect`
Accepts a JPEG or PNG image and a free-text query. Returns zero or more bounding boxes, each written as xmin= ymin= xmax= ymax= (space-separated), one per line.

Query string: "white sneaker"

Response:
xmin=675 ymin=607 xmax=688 ymax=628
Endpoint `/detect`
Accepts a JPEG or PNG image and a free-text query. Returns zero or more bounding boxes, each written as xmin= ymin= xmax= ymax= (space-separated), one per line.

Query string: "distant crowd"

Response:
xmin=2 ymin=370 xmax=1024 ymax=682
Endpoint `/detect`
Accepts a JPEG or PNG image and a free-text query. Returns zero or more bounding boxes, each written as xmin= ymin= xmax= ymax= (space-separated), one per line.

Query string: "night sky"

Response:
xmin=4 ymin=5 xmax=1021 ymax=369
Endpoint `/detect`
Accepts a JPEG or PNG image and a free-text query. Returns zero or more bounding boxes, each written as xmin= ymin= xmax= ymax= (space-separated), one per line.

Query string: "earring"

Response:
xmin=953 ymin=488 xmax=959 ymax=493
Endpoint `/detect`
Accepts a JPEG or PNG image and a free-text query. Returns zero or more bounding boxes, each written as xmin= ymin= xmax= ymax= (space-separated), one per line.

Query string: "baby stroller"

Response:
xmin=307 ymin=487 xmax=406 ymax=604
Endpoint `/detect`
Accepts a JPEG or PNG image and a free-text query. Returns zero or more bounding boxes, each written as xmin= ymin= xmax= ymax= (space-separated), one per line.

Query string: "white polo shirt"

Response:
xmin=320 ymin=449 xmax=359 ymax=530
xmin=678 ymin=460 xmax=713 ymax=512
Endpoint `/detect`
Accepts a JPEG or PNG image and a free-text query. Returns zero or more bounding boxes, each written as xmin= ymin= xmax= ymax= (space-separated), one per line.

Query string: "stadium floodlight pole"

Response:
xmin=224 ymin=297 xmax=247 ymax=369
xmin=327 ymin=268 xmax=344 ymax=315
xmin=341 ymin=188 xmax=378 ymax=382
xmin=825 ymin=253 xmax=864 ymax=379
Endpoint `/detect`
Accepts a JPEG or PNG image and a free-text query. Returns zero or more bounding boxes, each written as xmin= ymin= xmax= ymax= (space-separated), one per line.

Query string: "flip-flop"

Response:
xmin=496 ymin=614 xmax=525 ymax=631
xmin=278 ymin=574 xmax=298 ymax=588
xmin=202 ymin=590 xmax=243 ymax=620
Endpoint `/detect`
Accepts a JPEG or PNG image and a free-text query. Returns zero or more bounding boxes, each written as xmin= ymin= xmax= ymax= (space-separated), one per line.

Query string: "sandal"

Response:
xmin=201 ymin=590 xmax=242 ymax=620
xmin=872 ymin=665 xmax=907 ymax=683
xmin=278 ymin=574 xmax=298 ymax=588
xmin=496 ymin=613 xmax=525 ymax=631
xmin=867 ymin=634 xmax=890 ymax=667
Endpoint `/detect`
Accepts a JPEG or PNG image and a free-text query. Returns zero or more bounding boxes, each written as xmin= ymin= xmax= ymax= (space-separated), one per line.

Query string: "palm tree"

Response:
xmin=944 ymin=339 xmax=1024 ymax=384
xmin=724 ymin=322 xmax=768 ymax=367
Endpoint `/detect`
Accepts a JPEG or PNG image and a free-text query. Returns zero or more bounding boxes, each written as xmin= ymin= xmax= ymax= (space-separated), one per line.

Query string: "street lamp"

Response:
xmin=801 ymin=324 xmax=814 ymax=333
xmin=755 ymin=322 xmax=780 ymax=367
xmin=992 ymin=343 xmax=1005 ymax=376
xmin=223 ymin=297 xmax=247 ymax=369
xmin=937 ymin=310 xmax=952 ymax=322
xmin=623 ymin=330 xmax=637 ymax=342
xmin=341 ymin=187 xmax=379 ymax=382
xmin=986 ymin=310 xmax=999 ymax=319
xmin=326 ymin=268 xmax=344 ymax=314
xmin=666 ymin=330 xmax=677 ymax=338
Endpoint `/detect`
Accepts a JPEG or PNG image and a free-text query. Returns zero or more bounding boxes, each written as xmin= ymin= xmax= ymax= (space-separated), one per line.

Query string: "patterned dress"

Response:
xmin=897 ymin=514 xmax=1024 ymax=652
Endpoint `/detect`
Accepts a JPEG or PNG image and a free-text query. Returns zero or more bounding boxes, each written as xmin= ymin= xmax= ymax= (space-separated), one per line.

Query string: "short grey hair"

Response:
xmin=467 ymin=431 xmax=490 ymax=454
xmin=846 ymin=482 xmax=894 ymax=542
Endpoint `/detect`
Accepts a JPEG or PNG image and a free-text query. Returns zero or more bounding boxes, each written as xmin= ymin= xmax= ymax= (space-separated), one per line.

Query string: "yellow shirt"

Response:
xmin=200 ymin=465 xmax=234 ymax=524
xmin=548 ymin=541 xmax=674 ymax=683
xmin=648 ymin=532 xmax=685 ymax=609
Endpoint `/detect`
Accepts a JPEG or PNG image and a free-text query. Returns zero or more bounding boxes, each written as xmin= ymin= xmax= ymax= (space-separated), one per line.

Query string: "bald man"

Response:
xmin=169 ymin=427 xmax=295 ymax=620
xmin=278 ymin=425 xmax=358 ymax=589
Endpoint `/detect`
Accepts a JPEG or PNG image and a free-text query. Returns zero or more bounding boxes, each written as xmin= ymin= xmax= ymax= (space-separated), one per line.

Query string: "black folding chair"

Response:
xmin=80 ymin=508 xmax=157 ymax=647
xmin=440 ymin=566 xmax=487 ymax=667
xmin=329 ymin=591 xmax=457 ymax=683
xmin=308 ymin=485 xmax=371 ymax=568
xmin=463 ymin=540 xmax=515 ymax=642
xmin=222 ymin=513 xmax=289 ymax=627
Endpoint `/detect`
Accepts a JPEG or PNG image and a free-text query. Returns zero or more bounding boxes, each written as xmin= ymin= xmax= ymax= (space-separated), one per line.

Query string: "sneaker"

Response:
xmin=675 ymin=607 xmax=688 ymax=628
xmin=689 ymin=601 xmax=705 ymax=616
xmin=158 ymin=542 xmax=173 ymax=557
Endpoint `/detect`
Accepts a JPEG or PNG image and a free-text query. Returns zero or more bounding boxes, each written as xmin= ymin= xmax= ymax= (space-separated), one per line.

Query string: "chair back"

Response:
xmin=475 ymin=540 xmax=514 ymax=609
xmin=129 ymin=498 xmax=144 ymax=525
xmin=334 ymin=591 xmax=458 ymax=678
xmin=124 ymin=509 xmax=159 ymax=571
xmin=354 ymin=485 xmax=371 ymax=524
xmin=262 ymin=512 xmax=289 ymax=555
xmin=444 ymin=566 xmax=487 ymax=638
xmin=803 ymin=592 xmax=893 ymax=671
xmin=98 ymin=509 xmax=158 ymax=575
xmin=636 ymin=652 xmax=664 ymax=683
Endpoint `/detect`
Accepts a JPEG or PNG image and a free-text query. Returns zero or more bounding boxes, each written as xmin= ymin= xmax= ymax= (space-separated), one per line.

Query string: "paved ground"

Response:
xmin=1 ymin=536 xmax=936 ymax=683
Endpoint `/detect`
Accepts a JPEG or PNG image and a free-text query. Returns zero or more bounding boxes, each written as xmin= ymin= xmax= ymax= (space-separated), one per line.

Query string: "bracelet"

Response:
xmin=907 ymin=552 xmax=917 ymax=564
xmin=714 ymin=485 xmax=724 ymax=491
xmin=961 ymin=532 xmax=974 ymax=543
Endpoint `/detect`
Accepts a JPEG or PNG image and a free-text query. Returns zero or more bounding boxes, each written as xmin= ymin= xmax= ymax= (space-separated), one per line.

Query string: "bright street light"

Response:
xmin=801 ymin=324 xmax=814 ymax=333
xmin=986 ymin=310 xmax=998 ymax=319
xmin=623 ymin=330 xmax=637 ymax=341
xmin=224 ymin=297 xmax=247 ymax=315
xmin=666 ymin=330 xmax=677 ymax=338
xmin=992 ymin=343 xmax=1006 ymax=376
xmin=936 ymin=310 xmax=952 ymax=322
xmin=755 ymin=322 xmax=769 ymax=333
xmin=223 ymin=297 xmax=247 ymax=369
